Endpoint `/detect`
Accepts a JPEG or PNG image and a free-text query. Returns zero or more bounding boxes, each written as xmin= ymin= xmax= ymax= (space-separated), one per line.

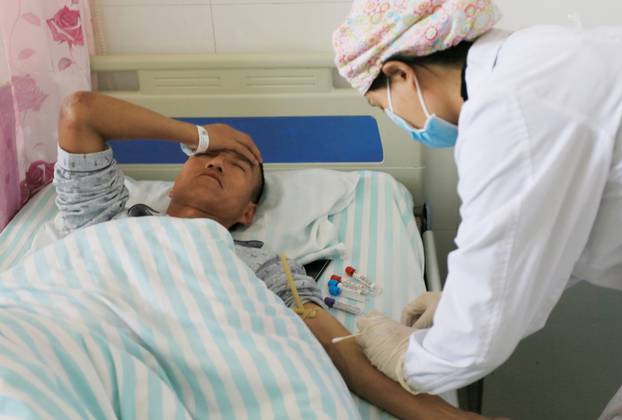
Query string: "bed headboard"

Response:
xmin=91 ymin=52 xmax=427 ymax=205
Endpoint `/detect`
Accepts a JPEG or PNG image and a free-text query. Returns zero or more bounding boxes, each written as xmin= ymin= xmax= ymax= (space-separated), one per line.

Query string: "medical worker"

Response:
xmin=332 ymin=0 xmax=622 ymax=417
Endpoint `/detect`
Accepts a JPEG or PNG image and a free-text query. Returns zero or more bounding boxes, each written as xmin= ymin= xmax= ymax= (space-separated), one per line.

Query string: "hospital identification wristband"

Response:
xmin=180 ymin=125 xmax=210 ymax=156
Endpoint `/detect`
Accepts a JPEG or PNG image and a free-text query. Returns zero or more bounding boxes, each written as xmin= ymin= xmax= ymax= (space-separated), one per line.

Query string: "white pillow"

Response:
xmin=124 ymin=169 xmax=360 ymax=264
xmin=233 ymin=169 xmax=359 ymax=264
xmin=125 ymin=177 xmax=173 ymax=211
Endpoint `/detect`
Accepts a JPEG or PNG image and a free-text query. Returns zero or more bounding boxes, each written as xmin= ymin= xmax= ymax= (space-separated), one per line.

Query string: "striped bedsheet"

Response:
xmin=0 ymin=216 xmax=360 ymax=419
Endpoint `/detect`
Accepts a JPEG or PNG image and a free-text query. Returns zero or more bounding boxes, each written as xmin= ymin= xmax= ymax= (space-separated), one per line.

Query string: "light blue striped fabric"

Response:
xmin=0 ymin=216 xmax=360 ymax=419
xmin=320 ymin=171 xmax=427 ymax=420
xmin=0 ymin=171 xmax=431 ymax=419
xmin=0 ymin=184 xmax=57 ymax=272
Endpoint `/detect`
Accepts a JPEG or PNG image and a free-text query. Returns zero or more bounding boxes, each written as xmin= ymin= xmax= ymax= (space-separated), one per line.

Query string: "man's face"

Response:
xmin=168 ymin=149 xmax=261 ymax=228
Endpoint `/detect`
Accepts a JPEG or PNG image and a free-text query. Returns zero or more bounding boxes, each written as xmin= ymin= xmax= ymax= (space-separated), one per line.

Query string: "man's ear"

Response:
xmin=237 ymin=202 xmax=257 ymax=226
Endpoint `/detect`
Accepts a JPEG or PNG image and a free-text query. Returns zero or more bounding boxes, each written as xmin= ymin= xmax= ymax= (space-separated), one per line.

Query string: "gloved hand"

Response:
xmin=400 ymin=291 xmax=441 ymax=329
xmin=356 ymin=311 xmax=417 ymax=394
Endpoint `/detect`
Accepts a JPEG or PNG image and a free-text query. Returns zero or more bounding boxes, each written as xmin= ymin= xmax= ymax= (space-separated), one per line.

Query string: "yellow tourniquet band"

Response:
xmin=279 ymin=254 xmax=317 ymax=320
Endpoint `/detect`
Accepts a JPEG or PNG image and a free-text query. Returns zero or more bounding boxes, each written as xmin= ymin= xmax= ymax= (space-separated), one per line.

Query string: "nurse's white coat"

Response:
xmin=404 ymin=27 xmax=622 ymax=393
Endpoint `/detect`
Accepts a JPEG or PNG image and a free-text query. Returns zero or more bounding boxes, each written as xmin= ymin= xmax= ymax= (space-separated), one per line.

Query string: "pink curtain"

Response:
xmin=0 ymin=0 xmax=94 ymax=230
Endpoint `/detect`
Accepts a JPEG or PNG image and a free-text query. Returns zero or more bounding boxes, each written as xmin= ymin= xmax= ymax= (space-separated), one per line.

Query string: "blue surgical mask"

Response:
xmin=384 ymin=77 xmax=458 ymax=148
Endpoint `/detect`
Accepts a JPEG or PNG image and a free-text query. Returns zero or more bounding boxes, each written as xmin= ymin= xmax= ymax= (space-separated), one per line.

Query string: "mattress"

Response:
xmin=0 ymin=171 xmax=453 ymax=418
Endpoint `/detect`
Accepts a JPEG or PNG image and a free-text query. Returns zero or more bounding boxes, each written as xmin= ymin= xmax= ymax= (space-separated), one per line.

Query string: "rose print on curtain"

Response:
xmin=47 ymin=6 xmax=85 ymax=48
xmin=0 ymin=0 xmax=95 ymax=231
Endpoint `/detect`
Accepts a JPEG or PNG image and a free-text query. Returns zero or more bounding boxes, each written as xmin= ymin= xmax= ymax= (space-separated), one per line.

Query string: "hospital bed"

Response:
xmin=0 ymin=52 xmax=459 ymax=419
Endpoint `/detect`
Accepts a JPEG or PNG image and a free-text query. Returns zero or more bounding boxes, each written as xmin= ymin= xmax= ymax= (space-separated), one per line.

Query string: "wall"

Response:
xmin=94 ymin=0 xmax=352 ymax=54
xmin=496 ymin=0 xmax=622 ymax=29
xmin=483 ymin=282 xmax=622 ymax=420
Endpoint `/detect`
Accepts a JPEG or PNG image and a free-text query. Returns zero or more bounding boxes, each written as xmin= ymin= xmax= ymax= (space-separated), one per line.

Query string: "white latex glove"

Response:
xmin=355 ymin=311 xmax=417 ymax=394
xmin=400 ymin=291 xmax=441 ymax=329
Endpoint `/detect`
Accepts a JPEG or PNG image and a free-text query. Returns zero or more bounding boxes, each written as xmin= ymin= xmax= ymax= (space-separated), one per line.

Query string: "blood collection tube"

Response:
xmin=345 ymin=266 xmax=373 ymax=287
xmin=327 ymin=282 xmax=367 ymax=303
xmin=330 ymin=274 xmax=370 ymax=294
xmin=341 ymin=281 xmax=370 ymax=294
xmin=324 ymin=297 xmax=362 ymax=315
xmin=345 ymin=266 xmax=382 ymax=295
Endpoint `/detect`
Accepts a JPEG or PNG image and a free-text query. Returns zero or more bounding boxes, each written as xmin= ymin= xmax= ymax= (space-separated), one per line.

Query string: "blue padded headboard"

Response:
xmin=109 ymin=116 xmax=383 ymax=164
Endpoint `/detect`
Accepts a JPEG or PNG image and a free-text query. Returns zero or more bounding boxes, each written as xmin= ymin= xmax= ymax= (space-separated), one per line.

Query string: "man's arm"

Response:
xmin=250 ymin=253 xmax=490 ymax=419
xmin=59 ymin=91 xmax=261 ymax=163
xmin=303 ymin=303 xmax=488 ymax=420
xmin=54 ymin=91 xmax=262 ymax=233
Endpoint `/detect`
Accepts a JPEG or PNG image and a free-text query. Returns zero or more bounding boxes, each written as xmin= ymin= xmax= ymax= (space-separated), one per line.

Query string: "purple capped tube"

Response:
xmin=324 ymin=297 xmax=362 ymax=315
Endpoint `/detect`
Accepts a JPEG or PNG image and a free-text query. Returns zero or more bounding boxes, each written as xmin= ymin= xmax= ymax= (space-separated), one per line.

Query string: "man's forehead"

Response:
xmin=202 ymin=148 xmax=252 ymax=165
xmin=222 ymin=148 xmax=251 ymax=163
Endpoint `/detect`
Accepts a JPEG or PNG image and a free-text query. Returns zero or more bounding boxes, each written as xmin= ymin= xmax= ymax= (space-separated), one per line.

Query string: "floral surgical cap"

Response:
xmin=333 ymin=0 xmax=501 ymax=94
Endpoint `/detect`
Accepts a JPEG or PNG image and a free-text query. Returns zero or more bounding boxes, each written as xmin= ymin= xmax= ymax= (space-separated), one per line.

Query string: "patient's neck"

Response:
xmin=167 ymin=201 xmax=214 ymax=220
xmin=166 ymin=200 xmax=237 ymax=229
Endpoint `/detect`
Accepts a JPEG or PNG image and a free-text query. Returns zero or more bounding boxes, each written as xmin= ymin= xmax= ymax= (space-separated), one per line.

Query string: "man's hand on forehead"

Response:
xmin=202 ymin=124 xmax=262 ymax=166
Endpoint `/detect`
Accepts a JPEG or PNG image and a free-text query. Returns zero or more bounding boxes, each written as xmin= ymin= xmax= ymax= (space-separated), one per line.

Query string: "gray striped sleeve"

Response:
xmin=256 ymin=256 xmax=327 ymax=310
xmin=53 ymin=145 xmax=129 ymax=234
xmin=235 ymin=244 xmax=326 ymax=310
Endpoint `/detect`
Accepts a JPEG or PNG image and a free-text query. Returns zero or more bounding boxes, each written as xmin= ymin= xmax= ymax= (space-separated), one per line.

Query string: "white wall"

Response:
xmin=495 ymin=0 xmax=622 ymax=29
xmin=94 ymin=0 xmax=352 ymax=54
xmin=92 ymin=0 xmax=622 ymax=55
xmin=483 ymin=282 xmax=622 ymax=420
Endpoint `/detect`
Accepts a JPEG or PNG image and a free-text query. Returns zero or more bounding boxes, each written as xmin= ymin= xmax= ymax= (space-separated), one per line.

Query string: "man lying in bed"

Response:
xmin=55 ymin=91 xmax=495 ymax=420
